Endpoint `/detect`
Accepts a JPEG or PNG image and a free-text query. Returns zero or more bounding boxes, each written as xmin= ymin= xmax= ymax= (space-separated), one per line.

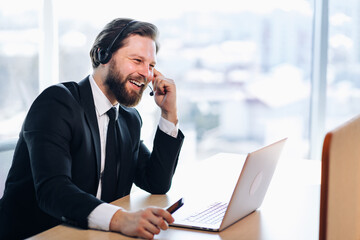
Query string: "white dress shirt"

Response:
xmin=87 ymin=75 xmax=178 ymax=230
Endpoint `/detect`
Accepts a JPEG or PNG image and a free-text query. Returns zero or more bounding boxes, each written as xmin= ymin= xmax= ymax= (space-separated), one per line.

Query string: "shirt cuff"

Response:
xmin=88 ymin=203 xmax=121 ymax=231
xmin=159 ymin=117 xmax=179 ymax=138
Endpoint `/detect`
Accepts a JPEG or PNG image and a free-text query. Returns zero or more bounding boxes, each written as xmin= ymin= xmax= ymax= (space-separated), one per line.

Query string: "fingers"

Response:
xmin=153 ymin=68 xmax=162 ymax=79
xmin=148 ymin=68 xmax=161 ymax=84
xmin=148 ymin=69 xmax=178 ymax=124
xmin=151 ymin=69 xmax=175 ymax=95
xmin=132 ymin=208 xmax=172 ymax=239
xmin=144 ymin=208 xmax=173 ymax=231
xmin=110 ymin=207 xmax=174 ymax=239
xmin=153 ymin=208 xmax=175 ymax=225
xmin=135 ymin=208 xmax=174 ymax=239
xmin=154 ymin=79 xmax=173 ymax=95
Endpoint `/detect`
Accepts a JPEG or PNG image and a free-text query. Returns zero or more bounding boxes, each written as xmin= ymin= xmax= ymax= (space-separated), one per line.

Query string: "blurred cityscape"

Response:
xmin=1 ymin=0 xmax=360 ymax=161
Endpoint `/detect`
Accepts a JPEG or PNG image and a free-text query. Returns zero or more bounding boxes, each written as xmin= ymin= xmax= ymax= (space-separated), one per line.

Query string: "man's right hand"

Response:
xmin=109 ymin=207 xmax=174 ymax=239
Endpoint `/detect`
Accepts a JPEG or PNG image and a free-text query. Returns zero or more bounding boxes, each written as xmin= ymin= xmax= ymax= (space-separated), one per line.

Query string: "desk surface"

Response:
xmin=29 ymin=154 xmax=321 ymax=240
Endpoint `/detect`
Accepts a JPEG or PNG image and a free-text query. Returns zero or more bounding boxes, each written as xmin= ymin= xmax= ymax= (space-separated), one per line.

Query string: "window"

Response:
xmin=0 ymin=1 xmax=40 ymax=142
xmin=2 ymin=0 xmax=354 ymax=162
xmin=326 ymin=0 xmax=360 ymax=130
xmin=54 ymin=0 xmax=314 ymax=161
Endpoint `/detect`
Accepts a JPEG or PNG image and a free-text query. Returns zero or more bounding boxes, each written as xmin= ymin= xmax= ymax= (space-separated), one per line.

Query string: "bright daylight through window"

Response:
xmin=56 ymin=0 xmax=313 ymax=161
xmin=1 ymin=0 xmax=359 ymax=162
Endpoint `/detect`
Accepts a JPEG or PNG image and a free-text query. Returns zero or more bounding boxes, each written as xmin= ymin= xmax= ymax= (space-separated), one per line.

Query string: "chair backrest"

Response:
xmin=320 ymin=115 xmax=360 ymax=240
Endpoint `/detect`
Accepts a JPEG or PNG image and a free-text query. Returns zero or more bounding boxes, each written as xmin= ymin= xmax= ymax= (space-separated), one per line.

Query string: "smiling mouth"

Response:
xmin=129 ymin=79 xmax=145 ymax=88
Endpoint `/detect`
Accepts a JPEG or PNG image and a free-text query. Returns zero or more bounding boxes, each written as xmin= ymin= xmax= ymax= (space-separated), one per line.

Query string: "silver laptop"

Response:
xmin=170 ymin=138 xmax=287 ymax=232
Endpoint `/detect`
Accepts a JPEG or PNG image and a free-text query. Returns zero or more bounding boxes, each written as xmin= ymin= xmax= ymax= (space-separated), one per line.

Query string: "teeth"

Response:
xmin=130 ymin=80 xmax=144 ymax=87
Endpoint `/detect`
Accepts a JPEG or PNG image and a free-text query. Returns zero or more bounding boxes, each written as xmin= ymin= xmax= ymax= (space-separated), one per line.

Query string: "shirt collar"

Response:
xmin=89 ymin=74 xmax=119 ymax=119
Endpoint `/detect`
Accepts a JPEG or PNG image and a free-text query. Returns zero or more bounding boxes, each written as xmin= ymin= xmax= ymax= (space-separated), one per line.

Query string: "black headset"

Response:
xmin=98 ymin=20 xmax=138 ymax=65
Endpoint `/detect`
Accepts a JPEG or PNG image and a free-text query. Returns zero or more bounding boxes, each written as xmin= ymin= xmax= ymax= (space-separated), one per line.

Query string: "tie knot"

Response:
xmin=106 ymin=107 xmax=117 ymax=122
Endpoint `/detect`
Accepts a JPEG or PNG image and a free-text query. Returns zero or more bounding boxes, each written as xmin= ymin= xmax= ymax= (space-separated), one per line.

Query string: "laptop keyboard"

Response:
xmin=184 ymin=202 xmax=228 ymax=225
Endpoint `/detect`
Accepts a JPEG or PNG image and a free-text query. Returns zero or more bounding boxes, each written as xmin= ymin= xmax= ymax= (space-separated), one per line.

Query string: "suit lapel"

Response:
xmin=78 ymin=77 xmax=102 ymax=180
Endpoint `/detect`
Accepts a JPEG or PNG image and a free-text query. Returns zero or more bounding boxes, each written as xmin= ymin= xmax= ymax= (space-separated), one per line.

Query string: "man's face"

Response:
xmin=104 ymin=34 xmax=157 ymax=107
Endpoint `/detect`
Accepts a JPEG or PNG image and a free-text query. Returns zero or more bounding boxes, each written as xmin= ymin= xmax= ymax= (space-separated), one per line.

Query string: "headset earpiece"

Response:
xmin=98 ymin=48 xmax=112 ymax=64
xmin=98 ymin=20 xmax=138 ymax=65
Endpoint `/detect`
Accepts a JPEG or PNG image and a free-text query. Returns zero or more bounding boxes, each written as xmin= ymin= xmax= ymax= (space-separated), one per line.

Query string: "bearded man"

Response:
xmin=0 ymin=18 xmax=184 ymax=239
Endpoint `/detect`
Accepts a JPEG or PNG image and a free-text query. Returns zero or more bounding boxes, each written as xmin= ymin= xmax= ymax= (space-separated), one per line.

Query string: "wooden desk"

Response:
xmin=29 ymin=154 xmax=321 ymax=240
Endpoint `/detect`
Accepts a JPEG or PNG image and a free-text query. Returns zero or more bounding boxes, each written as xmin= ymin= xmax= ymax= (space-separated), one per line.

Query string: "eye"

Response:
xmin=133 ymin=59 xmax=142 ymax=63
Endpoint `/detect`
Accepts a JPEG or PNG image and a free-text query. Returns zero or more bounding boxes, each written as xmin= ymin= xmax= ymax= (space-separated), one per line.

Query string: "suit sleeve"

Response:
xmin=23 ymin=85 xmax=102 ymax=228
xmin=134 ymin=127 xmax=185 ymax=194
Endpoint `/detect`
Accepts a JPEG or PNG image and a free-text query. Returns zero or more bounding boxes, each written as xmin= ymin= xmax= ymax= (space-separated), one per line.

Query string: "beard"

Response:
xmin=105 ymin=60 xmax=146 ymax=107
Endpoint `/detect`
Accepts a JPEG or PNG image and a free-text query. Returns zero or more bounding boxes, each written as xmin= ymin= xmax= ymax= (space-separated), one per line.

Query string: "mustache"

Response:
xmin=127 ymin=75 xmax=147 ymax=84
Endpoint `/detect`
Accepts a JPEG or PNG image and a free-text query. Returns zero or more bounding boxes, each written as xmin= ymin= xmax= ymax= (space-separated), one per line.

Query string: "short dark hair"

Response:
xmin=90 ymin=18 xmax=159 ymax=68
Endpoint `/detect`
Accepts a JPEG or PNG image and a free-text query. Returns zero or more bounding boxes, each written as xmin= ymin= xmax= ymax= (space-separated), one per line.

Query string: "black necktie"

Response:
xmin=101 ymin=107 xmax=119 ymax=202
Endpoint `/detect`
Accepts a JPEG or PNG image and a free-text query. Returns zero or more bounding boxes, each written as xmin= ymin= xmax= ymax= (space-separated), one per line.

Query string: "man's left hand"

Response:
xmin=150 ymin=69 xmax=178 ymax=125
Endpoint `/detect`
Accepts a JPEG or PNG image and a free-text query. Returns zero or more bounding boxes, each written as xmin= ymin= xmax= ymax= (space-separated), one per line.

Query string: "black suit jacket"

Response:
xmin=0 ymin=77 xmax=184 ymax=239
